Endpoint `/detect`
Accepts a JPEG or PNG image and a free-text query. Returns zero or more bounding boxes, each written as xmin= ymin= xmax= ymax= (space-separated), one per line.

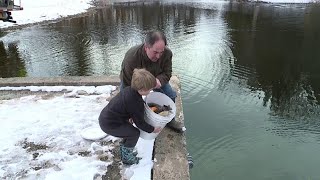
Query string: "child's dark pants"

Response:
xmin=101 ymin=123 xmax=140 ymax=148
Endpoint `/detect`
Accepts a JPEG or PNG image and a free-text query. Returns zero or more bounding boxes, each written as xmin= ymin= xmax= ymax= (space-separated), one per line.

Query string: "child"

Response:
xmin=99 ymin=68 xmax=162 ymax=165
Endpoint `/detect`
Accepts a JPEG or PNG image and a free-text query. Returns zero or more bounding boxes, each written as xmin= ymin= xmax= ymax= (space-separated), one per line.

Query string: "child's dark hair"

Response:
xmin=131 ymin=69 xmax=156 ymax=91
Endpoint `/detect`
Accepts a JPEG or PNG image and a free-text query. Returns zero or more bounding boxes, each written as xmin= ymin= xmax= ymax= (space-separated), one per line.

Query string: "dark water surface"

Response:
xmin=1 ymin=1 xmax=320 ymax=179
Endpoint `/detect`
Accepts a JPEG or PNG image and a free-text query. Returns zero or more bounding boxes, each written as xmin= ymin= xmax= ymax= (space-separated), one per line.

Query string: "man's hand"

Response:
xmin=153 ymin=127 xmax=162 ymax=133
xmin=155 ymin=78 xmax=162 ymax=89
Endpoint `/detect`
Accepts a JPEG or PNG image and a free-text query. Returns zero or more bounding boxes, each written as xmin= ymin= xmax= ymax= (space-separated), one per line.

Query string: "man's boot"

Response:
xmin=166 ymin=118 xmax=185 ymax=133
xmin=120 ymin=146 xmax=141 ymax=165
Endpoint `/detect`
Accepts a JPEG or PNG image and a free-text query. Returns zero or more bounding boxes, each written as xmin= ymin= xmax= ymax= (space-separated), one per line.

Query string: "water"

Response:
xmin=1 ymin=1 xmax=320 ymax=179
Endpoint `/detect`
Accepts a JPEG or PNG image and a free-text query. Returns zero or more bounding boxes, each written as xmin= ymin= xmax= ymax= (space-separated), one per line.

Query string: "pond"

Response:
xmin=1 ymin=1 xmax=320 ymax=179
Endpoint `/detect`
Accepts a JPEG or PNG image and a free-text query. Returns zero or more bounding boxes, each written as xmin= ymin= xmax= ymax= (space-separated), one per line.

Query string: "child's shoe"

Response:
xmin=132 ymin=149 xmax=138 ymax=156
xmin=120 ymin=146 xmax=140 ymax=165
xmin=120 ymin=143 xmax=138 ymax=156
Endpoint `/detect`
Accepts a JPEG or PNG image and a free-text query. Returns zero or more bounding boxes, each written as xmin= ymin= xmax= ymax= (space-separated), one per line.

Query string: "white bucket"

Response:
xmin=139 ymin=92 xmax=176 ymax=140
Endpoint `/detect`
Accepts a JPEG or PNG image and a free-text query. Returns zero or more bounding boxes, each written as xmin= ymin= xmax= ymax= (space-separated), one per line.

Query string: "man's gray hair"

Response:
xmin=144 ymin=31 xmax=167 ymax=47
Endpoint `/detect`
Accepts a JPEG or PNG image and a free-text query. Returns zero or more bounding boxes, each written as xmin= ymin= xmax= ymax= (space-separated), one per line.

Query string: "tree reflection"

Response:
xmin=302 ymin=5 xmax=320 ymax=105
xmin=0 ymin=41 xmax=26 ymax=78
xmin=224 ymin=3 xmax=320 ymax=120
xmin=50 ymin=2 xmax=200 ymax=76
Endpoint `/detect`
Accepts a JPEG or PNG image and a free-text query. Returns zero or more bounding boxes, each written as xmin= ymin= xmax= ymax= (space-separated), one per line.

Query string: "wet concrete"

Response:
xmin=0 ymin=75 xmax=190 ymax=180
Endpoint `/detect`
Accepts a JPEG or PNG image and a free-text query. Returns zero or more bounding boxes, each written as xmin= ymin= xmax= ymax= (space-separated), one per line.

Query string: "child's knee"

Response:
xmin=129 ymin=128 xmax=140 ymax=138
xmin=134 ymin=128 xmax=140 ymax=138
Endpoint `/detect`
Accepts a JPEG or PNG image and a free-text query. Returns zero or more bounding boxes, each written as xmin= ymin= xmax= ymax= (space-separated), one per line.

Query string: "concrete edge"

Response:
xmin=0 ymin=75 xmax=120 ymax=87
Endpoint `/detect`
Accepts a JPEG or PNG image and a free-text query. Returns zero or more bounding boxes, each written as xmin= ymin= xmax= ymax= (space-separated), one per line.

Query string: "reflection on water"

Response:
xmin=1 ymin=1 xmax=320 ymax=179
xmin=225 ymin=3 xmax=320 ymax=131
xmin=0 ymin=2 xmax=233 ymax=102
xmin=0 ymin=41 xmax=26 ymax=77
xmin=189 ymin=3 xmax=320 ymax=179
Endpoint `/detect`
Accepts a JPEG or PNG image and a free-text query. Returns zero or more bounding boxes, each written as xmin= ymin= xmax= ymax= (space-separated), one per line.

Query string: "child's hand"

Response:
xmin=129 ymin=118 xmax=133 ymax=124
xmin=153 ymin=127 xmax=162 ymax=133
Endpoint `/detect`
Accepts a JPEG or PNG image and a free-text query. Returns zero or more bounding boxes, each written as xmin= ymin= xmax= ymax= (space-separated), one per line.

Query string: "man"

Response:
xmin=120 ymin=30 xmax=184 ymax=133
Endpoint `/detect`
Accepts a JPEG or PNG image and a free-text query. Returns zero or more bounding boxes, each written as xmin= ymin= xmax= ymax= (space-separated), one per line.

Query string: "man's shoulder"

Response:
xmin=163 ymin=46 xmax=173 ymax=61
xmin=123 ymin=44 xmax=144 ymax=64
xmin=165 ymin=46 xmax=173 ymax=55
xmin=126 ymin=44 xmax=144 ymax=56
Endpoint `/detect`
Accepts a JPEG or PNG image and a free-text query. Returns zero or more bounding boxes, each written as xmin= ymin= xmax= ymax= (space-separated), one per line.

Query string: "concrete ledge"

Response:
xmin=0 ymin=76 xmax=120 ymax=87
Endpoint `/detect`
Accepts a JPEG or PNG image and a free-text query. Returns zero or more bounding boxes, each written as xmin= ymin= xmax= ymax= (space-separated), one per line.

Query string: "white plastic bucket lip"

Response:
xmin=145 ymin=119 xmax=168 ymax=125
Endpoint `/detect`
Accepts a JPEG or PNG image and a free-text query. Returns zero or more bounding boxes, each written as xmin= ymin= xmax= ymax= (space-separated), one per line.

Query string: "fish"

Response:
xmin=148 ymin=103 xmax=172 ymax=114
